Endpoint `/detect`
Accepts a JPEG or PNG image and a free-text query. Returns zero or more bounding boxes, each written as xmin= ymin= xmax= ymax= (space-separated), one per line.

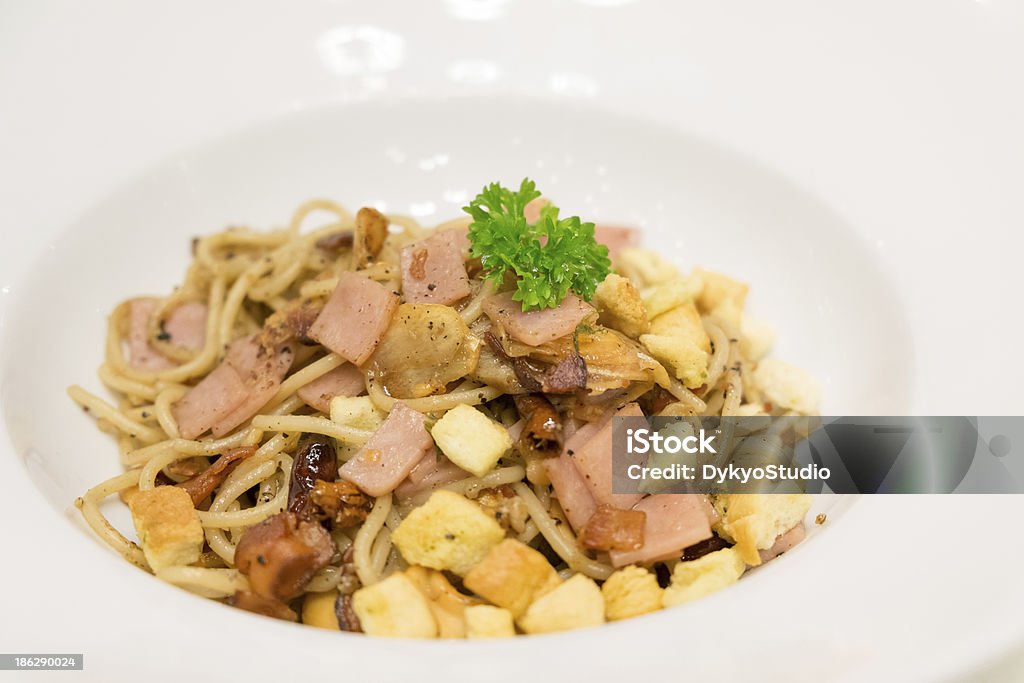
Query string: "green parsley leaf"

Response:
xmin=464 ymin=179 xmax=612 ymax=311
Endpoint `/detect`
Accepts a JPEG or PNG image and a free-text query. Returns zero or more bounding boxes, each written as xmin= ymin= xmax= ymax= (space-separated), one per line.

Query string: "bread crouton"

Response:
xmin=430 ymin=404 xmax=512 ymax=477
xmin=391 ymin=490 xmax=505 ymax=575
xmin=463 ymin=539 xmax=561 ymax=617
xmin=716 ymin=493 xmax=812 ymax=565
xmin=128 ymin=486 xmax=204 ymax=572
xmin=351 ymin=572 xmax=437 ymax=638
xmin=592 ymin=273 xmax=650 ymax=338
xmin=405 ymin=565 xmax=481 ymax=638
xmin=330 ymin=395 xmax=385 ymax=431
xmin=616 ymin=248 xmax=680 ymax=287
xmin=465 ymin=605 xmax=516 ymax=638
xmin=662 ymin=547 xmax=745 ymax=607
xmin=739 ymin=313 xmax=774 ymax=361
xmin=694 ymin=267 xmax=748 ymax=315
xmin=601 ymin=566 xmax=663 ymax=621
xmin=518 ymin=574 xmax=605 ymax=634
xmin=302 ymin=590 xmax=341 ymax=630
xmin=649 ymin=301 xmax=710 ymax=353
xmin=640 ymin=334 xmax=709 ymax=389
xmin=752 ymin=358 xmax=820 ymax=414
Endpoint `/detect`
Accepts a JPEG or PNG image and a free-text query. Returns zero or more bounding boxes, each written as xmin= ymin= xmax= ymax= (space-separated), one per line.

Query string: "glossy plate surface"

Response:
xmin=1 ymin=2 xmax=1022 ymax=681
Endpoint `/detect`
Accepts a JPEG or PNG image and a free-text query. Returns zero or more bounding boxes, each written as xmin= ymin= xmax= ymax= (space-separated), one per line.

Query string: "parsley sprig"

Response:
xmin=464 ymin=179 xmax=611 ymax=311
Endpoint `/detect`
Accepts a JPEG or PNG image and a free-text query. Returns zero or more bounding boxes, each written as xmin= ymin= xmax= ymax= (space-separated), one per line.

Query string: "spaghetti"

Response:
xmin=70 ymin=195 xmax=819 ymax=637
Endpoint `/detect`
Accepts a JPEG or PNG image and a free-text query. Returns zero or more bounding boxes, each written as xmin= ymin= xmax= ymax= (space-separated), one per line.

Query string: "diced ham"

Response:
xmin=171 ymin=335 xmax=294 ymax=440
xmin=128 ymin=299 xmax=209 ymax=371
xmin=758 ymin=524 xmax=806 ymax=563
xmin=296 ymin=362 xmax=365 ymax=413
xmin=405 ymin=446 xmax=439 ymax=486
xmin=339 ymin=403 xmax=434 ymax=497
xmin=164 ymin=302 xmax=208 ymax=350
xmin=545 ymin=453 xmax=597 ymax=531
xmin=594 ymin=225 xmax=640 ymax=257
xmin=400 ymin=229 xmax=471 ymax=305
xmin=308 ymin=272 xmax=399 ymax=365
xmin=210 ymin=338 xmax=294 ymax=437
xmin=609 ymin=494 xmax=714 ymax=567
xmin=171 ymin=363 xmax=248 ymax=439
xmin=128 ymin=298 xmax=174 ymax=371
xmin=483 ymin=291 xmax=595 ymax=347
xmin=523 ymin=197 xmax=550 ymax=224
xmin=566 ymin=403 xmax=644 ymax=510
xmin=394 ymin=452 xmax=470 ymax=500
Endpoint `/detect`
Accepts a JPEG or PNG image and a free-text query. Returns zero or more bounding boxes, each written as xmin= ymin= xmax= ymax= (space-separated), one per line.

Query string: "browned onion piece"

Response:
xmin=229 ymin=590 xmax=298 ymax=622
xmin=352 ymin=207 xmax=389 ymax=268
xmin=177 ymin=446 xmax=257 ymax=506
xmin=367 ymin=303 xmax=480 ymax=399
xmin=513 ymin=394 xmax=563 ymax=458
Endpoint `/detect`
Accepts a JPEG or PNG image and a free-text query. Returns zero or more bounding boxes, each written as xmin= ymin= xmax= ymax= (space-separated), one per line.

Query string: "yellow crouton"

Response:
xmin=694 ymin=267 xmax=748 ymax=315
xmin=616 ymin=248 xmax=681 ymax=287
xmin=640 ymin=334 xmax=709 ymax=389
xmin=641 ymin=275 xmax=703 ymax=319
xmin=601 ymin=566 xmax=664 ymax=621
xmin=351 ymin=572 xmax=437 ymax=638
xmin=752 ymin=358 xmax=820 ymax=413
xmin=715 ymin=493 xmax=812 ymax=565
xmin=465 ymin=605 xmax=516 ymax=639
xmin=430 ymin=404 xmax=512 ymax=477
xmin=302 ymin=590 xmax=340 ymax=630
xmin=739 ymin=313 xmax=775 ymax=361
xmin=519 ymin=574 xmax=605 ymax=634
xmin=592 ymin=273 xmax=650 ymax=338
xmin=463 ymin=539 xmax=561 ymax=617
xmin=330 ymin=395 xmax=385 ymax=431
xmin=128 ymin=486 xmax=204 ymax=573
xmin=649 ymin=301 xmax=710 ymax=353
xmin=662 ymin=547 xmax=746 ymax=607
xmin=404 ymin=565 xmax=481 ymax=638
xmin=391 ymin=490 xmax=505 ymax=575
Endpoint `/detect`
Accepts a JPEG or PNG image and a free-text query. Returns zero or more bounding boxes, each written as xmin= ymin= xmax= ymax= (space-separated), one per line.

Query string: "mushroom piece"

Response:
xmin=352 ymin=207 xmax=389 ymax=268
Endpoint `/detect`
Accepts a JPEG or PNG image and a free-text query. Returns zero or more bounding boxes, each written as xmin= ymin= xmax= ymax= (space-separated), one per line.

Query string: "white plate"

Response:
xmin=1 ymin=2 xmax=1022 ymax=682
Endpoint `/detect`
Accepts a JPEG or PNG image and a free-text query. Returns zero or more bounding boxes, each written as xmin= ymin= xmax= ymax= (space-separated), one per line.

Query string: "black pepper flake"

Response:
xmin=426 ymin=283 xmax=437 ymax=291
xmin=567 ymin=449 xmax=575 ymax=457
xmin=444 ymin=533 xmax=456 ymax=541
xmin=256 ymin=554 xmax=267 ymax=565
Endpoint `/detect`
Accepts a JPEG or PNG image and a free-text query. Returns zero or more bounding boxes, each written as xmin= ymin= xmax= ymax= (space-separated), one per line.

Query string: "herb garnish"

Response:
xmin=464 ymin=178 xmax=611 ymax=311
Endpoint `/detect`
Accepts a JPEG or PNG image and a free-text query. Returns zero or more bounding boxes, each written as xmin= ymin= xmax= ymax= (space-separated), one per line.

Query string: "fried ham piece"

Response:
xmin=234 ymin=511 xmax=335 ymax=602
xmin=578 ymin=504 xmax=646 ymax=552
